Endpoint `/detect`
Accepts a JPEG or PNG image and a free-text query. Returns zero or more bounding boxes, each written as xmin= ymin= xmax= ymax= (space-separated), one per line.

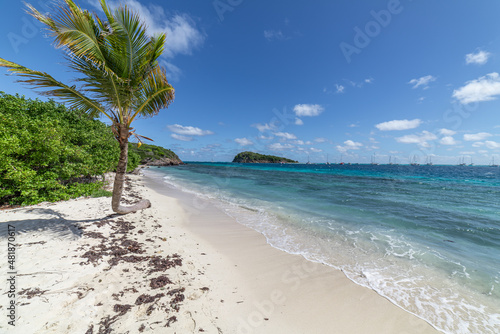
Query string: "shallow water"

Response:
xmin=152 ymin=162 xmax=500 ymax=334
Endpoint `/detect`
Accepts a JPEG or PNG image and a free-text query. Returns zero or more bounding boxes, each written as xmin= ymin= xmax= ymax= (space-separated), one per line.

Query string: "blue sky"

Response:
xmin=1 ymin=0 xmax=500 ymax=164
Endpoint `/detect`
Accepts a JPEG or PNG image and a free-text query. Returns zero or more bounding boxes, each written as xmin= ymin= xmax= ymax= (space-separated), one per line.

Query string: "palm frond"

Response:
xmin=129 ymin=66 xmax=174 ymax=126
xmin=0 ymin=57 xmax=109 ymax=120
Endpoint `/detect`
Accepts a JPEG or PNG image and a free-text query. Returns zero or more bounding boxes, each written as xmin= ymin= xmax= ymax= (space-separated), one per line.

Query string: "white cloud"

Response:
xmin=269 ymin=143 xmax=294 ymax=151
xmin=89 ymin=0 xmax=204 ymax=59
xmin=167 ymin=124 xmax=213 ymax=136
xmin=365 ymin=78 xmax=374 ymax=84
xmin=259 ymin=135 xmax=273 ymax=140
xmin=485 ymin=141 xmax=500 ymax=149
xmin=336 ymin=140 xmax=363 ymax=153
xmin=375 ymin=119 xmax=422 ymax=131
xmin=439 ymin=128 xmax=456 ymax=136
xmin=349 ymin=123 xmax=359 ymax=128
xmin=310 ymin=147 xmax=322 ymax=153
xmin=465 ymin=50 xmax=491 ymax=65
xmin=159 ymin=60 xmax=182 ymax=81
xmin=472 ymin=142 xmax=484 ymax=148
xmin=235 ymin=138 xmax=253 ymax=146
xmin=463 ymin=132 xmax=492 ymax=141
xmin=295 ymin=118 xmax=304 ymax=125
xmin=293 ymin=104 xmax=324 ymax=117
xmin=395 ymin=131 xmax=437 ymax=147
xmin=171 ymin=133 xmax=193 ymax=141
xmin=264 ymin=30 xmax=287 ymax=41
xmin=293 ymin=140 xmax=305 ymax=145
xmin=253 ymin=123 xmax=276 ymax=132
xmin=453 ymin=73 xmax=500 ymax=104
xmin=336 ymin=84 xmax=345 ymax=93
xmin=440 ymin=136 xmax=457 ymax=145
xmin=314 ymin=137 xmax=327 ymax=143
xmin=408 ymin=75 xmax=436 ymax=89
xmin=274 ymin=132 xmax=297 ymax=140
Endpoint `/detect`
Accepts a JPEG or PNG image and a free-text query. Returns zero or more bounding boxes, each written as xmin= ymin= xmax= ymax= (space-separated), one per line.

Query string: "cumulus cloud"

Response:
xmin=167 ymin=124 xmax=213 ymax=136
xmin=395 ymin=131 xmax=437 ymax=147
xmin=440 ymin=136 xmax=457 ymax=145
xmin=293 ymin=104 xmax=324 ymax=117
xmin=252 ymin=123 xmax=276 ymax=132
xmin=314 ymin=137 xmax=328 ymax=143
xmin=453 ymin=73 xmax=500 ymax=104
xmin=235 ymin=138 xmax=253 ymax=146
xmin=336 ymin=84 xmax=345 ymax=94
xmin=171 ymin=133 xmax=193 ymax=141
xmin=269 ymin=143 xmax=294 ymax=151
xmin=274 ymin=132 xmax=297 ymax=140
xmin=465 ymin=50 xmax=491 ymax=65
xmin=408 ymin=75 xmax=436 ymax=89
xmin=295 ymin=118 xmax=304 ymax=125
xmin=485 ymin=141 xmax=500 ymax=149
xmin=375 ymin=119 xmax=422 ymax=131
xmin=310 ymin=147 xmax=322 ymax=153
xmin=439 ymin=128 xmax=456 ymax=136
xmin=463 ymin=132 xmax=492 ymax=141
xmin=336 ymin=140 xmax=363 ymax=153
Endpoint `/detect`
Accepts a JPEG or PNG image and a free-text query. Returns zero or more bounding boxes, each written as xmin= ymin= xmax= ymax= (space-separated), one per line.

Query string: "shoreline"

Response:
xmin=0 ymin=171 xmax=440 ymax=333
xmin=143 ymin=169 xmax=440 ymax=334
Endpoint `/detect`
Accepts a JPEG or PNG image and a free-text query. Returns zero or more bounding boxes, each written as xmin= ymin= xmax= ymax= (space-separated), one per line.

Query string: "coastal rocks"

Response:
xmin=142 ymin=157 xmax=184 ymax=166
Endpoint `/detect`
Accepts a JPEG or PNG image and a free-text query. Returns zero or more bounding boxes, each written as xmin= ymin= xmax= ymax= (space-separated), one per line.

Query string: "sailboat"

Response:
xmin=339 ymin=154 xmax=344 ymax=165
xmin=306 ymin=154 xmax=311 ymax=165
xmin=490 ymin=157 xmax=499 ymax=167
xmin=371 ymin=154 xmax=379 ymax=165
xmin=468 ymin=157 xmax=474 ymax=167
xmin=388 ymin=156 xmax=393 ymax=165
xmin=326 ymin=154 xmax=330 ymax=165
xmin=425 ymin=156 xmax=433 ymax=166
xmin=410 ymin=155 xmax=419 ymax=166
xmin=457 ymin=156 xmax=466 ymax=166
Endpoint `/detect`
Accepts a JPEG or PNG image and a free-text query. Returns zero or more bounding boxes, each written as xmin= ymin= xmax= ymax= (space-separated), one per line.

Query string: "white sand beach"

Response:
xmin=0 ymin=171 xmax=440 ymax=333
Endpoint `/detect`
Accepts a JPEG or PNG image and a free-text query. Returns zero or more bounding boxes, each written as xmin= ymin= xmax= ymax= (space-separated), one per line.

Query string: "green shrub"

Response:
xmin=0 ymin=92 xmax=119 ymax=205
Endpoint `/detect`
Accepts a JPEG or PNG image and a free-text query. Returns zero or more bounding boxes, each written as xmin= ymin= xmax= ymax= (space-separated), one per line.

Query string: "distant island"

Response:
xmin=232 ymin=151 xmax=298 ymax=163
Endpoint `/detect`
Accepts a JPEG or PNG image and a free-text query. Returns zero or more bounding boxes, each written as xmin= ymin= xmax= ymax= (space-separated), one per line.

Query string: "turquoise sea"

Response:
xmin=152 ymin=162 xmax=500 ymax=334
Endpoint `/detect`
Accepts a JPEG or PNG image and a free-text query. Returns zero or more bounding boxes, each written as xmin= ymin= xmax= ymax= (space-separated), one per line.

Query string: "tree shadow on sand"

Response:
xmin=0 ymin=207 xmax=121 ymax=239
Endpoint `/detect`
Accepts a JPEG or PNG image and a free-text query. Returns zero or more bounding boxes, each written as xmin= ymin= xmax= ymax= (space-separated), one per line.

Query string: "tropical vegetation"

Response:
xmin=0 ymin=0 xmax=174 ymax=214
xmin=233 ymin=151 xmax=298 ymax=163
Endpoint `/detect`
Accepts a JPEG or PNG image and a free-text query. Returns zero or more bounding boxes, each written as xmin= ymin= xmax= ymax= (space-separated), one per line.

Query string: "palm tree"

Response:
xmin=0 ymin=0 xmax=174 ymax=214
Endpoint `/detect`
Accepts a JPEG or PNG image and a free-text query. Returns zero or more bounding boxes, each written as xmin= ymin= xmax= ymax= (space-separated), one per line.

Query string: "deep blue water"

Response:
xmin=152 ymin=162 xmax=500 ymax=334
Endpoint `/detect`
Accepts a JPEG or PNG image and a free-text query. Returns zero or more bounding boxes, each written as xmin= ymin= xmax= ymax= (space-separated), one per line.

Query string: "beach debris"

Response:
xmin=113 ymin=304 xmax=132 ymax=316
xmin=135 ymin=293 xmax=165 ymax=305
xmin=18 ymin=288 xmax=48 ymax=299
xmin=150 ymin=275 xmax=173 ymax=289
xmin=165 ymin=316 xmax=178 ymax=327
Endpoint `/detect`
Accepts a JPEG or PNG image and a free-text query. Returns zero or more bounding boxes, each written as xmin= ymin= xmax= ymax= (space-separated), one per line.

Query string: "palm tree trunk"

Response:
xmin=111 ymin=125 xmax=151 ymax=214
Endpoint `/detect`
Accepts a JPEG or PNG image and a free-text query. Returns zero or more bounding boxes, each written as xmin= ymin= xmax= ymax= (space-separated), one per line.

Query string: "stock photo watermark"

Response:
xmin=7 ymin=0 xmax=51 ymax=54
xmin=5 ymin=224 xmax=17 ymax=327
xmin=340 ymin=0 xmax=405 ymax=64
xmin=213 ymin=0 xmax=244 ymax=22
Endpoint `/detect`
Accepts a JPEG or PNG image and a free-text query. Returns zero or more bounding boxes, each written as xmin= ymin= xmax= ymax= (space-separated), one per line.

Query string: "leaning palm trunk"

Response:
xmin=112 ymin=126 xmax=151 ymax=214
xmin=0 ymin=0 xmax=174 ymax=214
